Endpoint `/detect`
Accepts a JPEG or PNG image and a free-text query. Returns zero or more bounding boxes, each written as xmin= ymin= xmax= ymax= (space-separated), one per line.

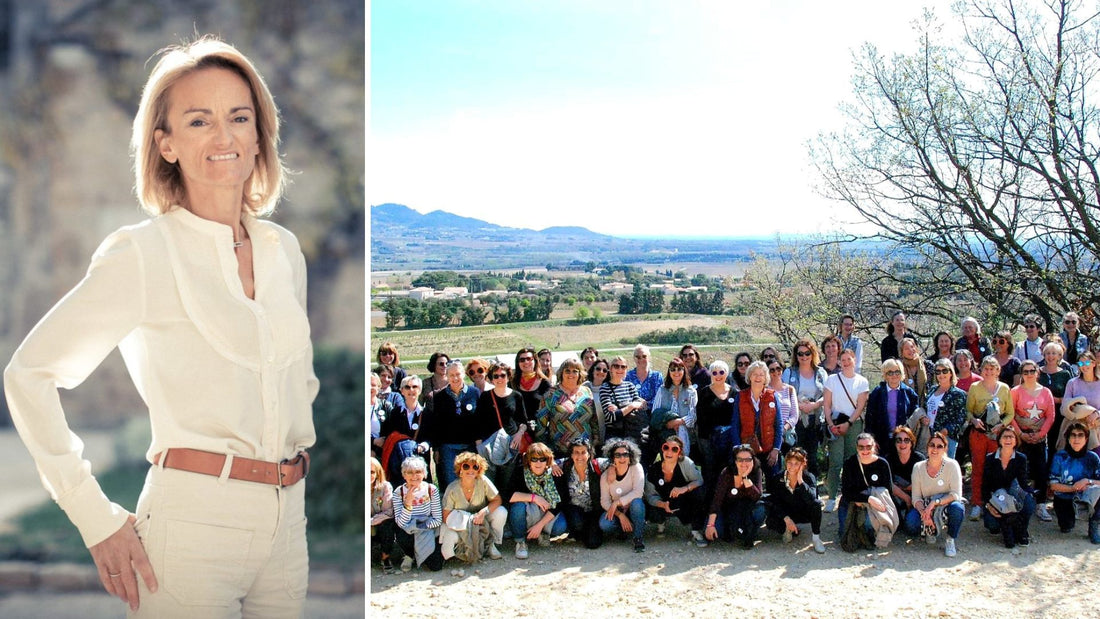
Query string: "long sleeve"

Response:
xmin=4 ymin=231 xmax=145 ymax=547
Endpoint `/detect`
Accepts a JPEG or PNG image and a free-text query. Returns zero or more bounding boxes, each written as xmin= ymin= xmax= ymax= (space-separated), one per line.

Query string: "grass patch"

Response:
xmin=0 ymin=464 xmax=363 ymax=570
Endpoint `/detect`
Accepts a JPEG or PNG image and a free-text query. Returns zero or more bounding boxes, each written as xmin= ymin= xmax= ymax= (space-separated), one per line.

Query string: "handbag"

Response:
xmin=840 ymin=502 xmax=875 ymax=552
xmin=478 ymin=394 xmax=520 ymax=466
xmin=859 ymin=460 xmax=899 ymax=548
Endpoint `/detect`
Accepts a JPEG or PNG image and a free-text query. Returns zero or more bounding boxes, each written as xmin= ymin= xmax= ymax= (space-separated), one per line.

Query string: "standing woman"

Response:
xmin=865 ymin=359 xmax=920 ymax=456
xmin=953 ymin=350 xmax=980 ymax=392
xmin=377 ymin=376 xmax=430 ymax=482
xmin=651 ymin=358 xmax=698 ymax=456
xmin=1060 ymin=312 xmax=1089 ymax=367
xmin=465 ymin=358 xmax=490 ymax=394
xmin=767 ymin=358 xmax=799 ymax=455
xmin=1058 ymin=350 xmax=1100 ymax=456
xmin=822 ymin=348 xmax=871 ymax=511
xmin=512 ymin=347 xmax=551 ymax=427
xmin=583 ymin=358 xmax=611 ymax=447
xmin=991 ymin=331 xmax=1022 ymax=386
xmin=965 ymin=356 xmax=1015 ymax=520
xmin=4 ymin=38 xmax=316 ymax=615
xmin=696 ymin=360 xmax=741 ymax=501
xmin=925 ymin=358 xmax=969 ymax=458
xmin=782 ymin=339 xmax=828 ymax=476
xmin=730 ymin=352 xmax=753 ymax=390
xmin=536 ymin=359 xmax=597 ymax=457
xmin=599 ymin=356 xmax=648 ymax=448
xmin=838 ymin=314 xmax=864 ymax=371
xmin=627 ymin=344 xmax=664 ymax=413
xmin=377 ymin=342 xmax=407 ymax=390
xmin=956 ymin=317 xmax=991 ymax=364
xmin=1011 ymin=360 xmax=1056 ymax=522
xmin=738 ymin=361 xmax=783 ymax=474
xmin=907 ymin=431 xmax=965 ymax=557
xmin=422 ymin=352 xmax=451 ymax=404
xmin=474 ymin=362 xmax=528 ymax=487
xmin=425 ymin=360 xmax=481 ymax=488
xmin=1040 ymin=342 xmax=1074 ymax=464
xmin=820 ymin=335 xmax=843 ymax=375
xmin=929 ymin=332 xmax=956 ymax=364
xmin=880 ymin=311 xmax=920 ymax=363
xmin=680 ymin=344 xmax=710 ymax=388
xmin=580 ymin=347 xmax=600 ymax=373
xmin=899 ymin=339 xmax=934 ymax=397
xmin=537 ymin=348 xmax=557 ymax=387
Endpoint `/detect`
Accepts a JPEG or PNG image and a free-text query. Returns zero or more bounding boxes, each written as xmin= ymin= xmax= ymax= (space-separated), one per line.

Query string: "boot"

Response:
xmin=1001 ymin=515 xmax=1016 ymax=548
xmin=1089 ymin=519 xmax=1100 ymax=544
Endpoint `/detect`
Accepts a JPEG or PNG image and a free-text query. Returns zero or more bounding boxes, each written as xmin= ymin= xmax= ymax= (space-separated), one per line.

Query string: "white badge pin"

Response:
xmin=727 ymin=398 xmax=735 ymax=404
xmin=615 ymin=488 xmax=623 ymax=495
xmin=466 ymin=404 xmax=473 ymax=411
xmin=938 ymin=479 xmax=945 ymax=486
xmin=411 ymin=423 xmax=419 ymax=431
xmin=658 ymin=479 xmax=665 ymax=486
xmin=731 ymin=488 xmax=738 ymax=496
xmin=871 ymin=474 xmax=879 ymax=481
xmin=769 ymin=402 xmax=775 ymax=408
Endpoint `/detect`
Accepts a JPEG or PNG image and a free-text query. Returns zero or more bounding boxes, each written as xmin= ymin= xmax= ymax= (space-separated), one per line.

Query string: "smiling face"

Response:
xmin=446 ymin=364 xmax=465 ymax=391
xmin=892 ymin=313 xmax=907 ymax=332
xmin=900 ymin=339 xmax=919 ymax=361
xmin=734 ymin=450 xmax=754 ymax=476
xmin=841 ymin=317 xmax=854 ymax=336
xmin=937 ymin=334 xmax=954 ymax=354
xmin=154 ymin=67 xmax=259 ymax=203
xmin=1068 ymin=428 xmax=1088 ymax=450
xmin=962 ymin=321 xmax=977 ymax=338
xmin=570 ymin=444 xmax=591 ymax=469
xmin=403 ymin=466 xmax=425 ymax=486
xmin=1044 ymin=346 xmax=1063 ymax=367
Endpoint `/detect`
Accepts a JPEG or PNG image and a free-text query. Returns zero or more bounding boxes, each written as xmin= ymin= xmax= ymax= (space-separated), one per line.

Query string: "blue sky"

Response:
xmin=370 ymin=1 xmax=955 ymax=238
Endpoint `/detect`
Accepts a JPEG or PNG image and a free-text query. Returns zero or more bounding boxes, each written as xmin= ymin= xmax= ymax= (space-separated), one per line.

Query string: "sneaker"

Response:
xmin=1036 ymin=504 xmax=1053 ymax=522
xmin=400 ymin=556 xmax=413 ymax=572
xmin=633 ymin=539 xmax=646 ymax=553
xmin=487 ymin=543 xmax=502 ymax=560
xmin=968 ymin=505 xmax=981 ymax=521
xmin=515 ymin=541 xmax=529 ymax=559
xmin=381 ymin=558 xmax=395 ymax=574
xmin=782 ymin=528 xmax=794 ymax=544
xmin=537 ymin=533 xmax=551 ymax=547
xmin=812 ymin=534 xmax=826 ymax=554
xmin=656 ymin=523 xmax=666 ymax=535
xmin=824 ymin=499 xmax=837 ymax=513
xmin=691 ymin=530 xmax=709 ymax=548
xmin=945 ymin=538 xmax=957 ymax=558
xmin=1018 ymin=535 xmax=1030 ymax=547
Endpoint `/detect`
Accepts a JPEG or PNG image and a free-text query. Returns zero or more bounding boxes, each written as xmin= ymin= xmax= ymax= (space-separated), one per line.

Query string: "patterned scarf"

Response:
xmin=523 ymin=467 xmax=561 ymax=509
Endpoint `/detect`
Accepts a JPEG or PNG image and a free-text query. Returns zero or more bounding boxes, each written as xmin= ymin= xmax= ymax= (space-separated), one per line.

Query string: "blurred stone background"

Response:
xmin=0 ymin=0 xmax=365 ymax=426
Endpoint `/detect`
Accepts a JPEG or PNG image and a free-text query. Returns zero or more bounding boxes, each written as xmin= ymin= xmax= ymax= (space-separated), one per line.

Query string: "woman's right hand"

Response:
xmin=604 ymin=503 xmax=618 ymax=521
xmin=531 ymin=495 xmax=549 ymax=511
xmin=89 ymin=515 xmax=158 ymax=612
xmin=705 ymin=524 xmax=718 ymax=541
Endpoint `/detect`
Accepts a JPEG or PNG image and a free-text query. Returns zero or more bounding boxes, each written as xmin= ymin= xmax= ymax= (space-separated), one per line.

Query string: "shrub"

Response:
xmin=621 ymin=326 xmax=751 ymax=346
xmin=307 ymin=347 xmax=365 ymax=534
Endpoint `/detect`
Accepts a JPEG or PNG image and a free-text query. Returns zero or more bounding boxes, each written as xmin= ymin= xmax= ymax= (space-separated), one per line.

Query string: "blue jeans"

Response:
xmin=982 ymin=492 xmax=1035 ymax=546
xmin=904 ymin=500 xmax=964 ymax=538
xmin=946 ymin=438 xmax=958 ymax=460
xmin=439 ymin=443 xmax=475 ymax=488
xmin=598 ymin=497 xmax=646 ymax=542
xmin=715 ymin=500 xmax=767 ymax=546
xmin=508 ymin=502 xmax=568 ymax=540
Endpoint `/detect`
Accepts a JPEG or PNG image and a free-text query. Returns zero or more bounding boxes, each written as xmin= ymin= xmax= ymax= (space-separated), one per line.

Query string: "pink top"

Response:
xmin=1010 ymin=384 xmax=1056 ymax=438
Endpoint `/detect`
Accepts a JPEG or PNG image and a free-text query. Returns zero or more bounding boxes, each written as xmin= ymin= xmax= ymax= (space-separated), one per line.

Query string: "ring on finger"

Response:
xmin=108 ymin=572 xmax=122 ymax=578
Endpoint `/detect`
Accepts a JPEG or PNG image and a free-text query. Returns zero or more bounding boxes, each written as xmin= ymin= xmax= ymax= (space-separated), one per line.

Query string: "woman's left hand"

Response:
xmin=471 ymin=509 xmax=485 ymax=526
xmin=767 ymin=449 xmax=779 ymax=468
xmin=531 ymin=495 xmax=549 ymax=511
xmin=526 ymin=523 xmax=545 ymax=539
xmin=89 ymin=515 xmax=158 ymax=612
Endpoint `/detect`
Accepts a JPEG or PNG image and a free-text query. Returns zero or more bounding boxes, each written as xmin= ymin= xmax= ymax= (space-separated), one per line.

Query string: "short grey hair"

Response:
xmin=961 ymin=316 xmax=981 ymax=333
xmin=401 ymin=456 xmax=428 ymax=476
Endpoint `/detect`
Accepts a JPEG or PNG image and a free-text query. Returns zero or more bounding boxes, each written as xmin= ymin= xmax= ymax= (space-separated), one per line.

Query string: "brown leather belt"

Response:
xmin=153 ymin=448 xmax=310 ymax=487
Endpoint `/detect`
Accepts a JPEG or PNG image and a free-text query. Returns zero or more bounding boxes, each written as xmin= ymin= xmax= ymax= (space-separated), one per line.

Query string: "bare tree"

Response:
xmin=814 ymin=0 xmax=1100 ymax=333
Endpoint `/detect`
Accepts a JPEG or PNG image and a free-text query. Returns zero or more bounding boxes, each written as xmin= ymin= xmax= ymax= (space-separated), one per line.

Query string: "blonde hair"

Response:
xmin=132 ymin=36 xmax=286 ymax=216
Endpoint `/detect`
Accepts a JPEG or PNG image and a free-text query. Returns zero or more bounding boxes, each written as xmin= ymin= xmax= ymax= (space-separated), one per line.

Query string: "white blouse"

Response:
xmin=3 ymin=207 xmax=318 ymax=547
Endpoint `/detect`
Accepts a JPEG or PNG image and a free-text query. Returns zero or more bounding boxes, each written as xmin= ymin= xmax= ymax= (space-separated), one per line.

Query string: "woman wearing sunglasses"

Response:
xmin=1058 ymin=351 xmax=1100 ymax=458
xmin=599 ymin=438 xmax=648 ymax=552
xmin=705 ymin=445 xmax=766 ymax=548
xmin=680 ymin=344 xmax=710 ymax=389
xmin=783 ymin=339 xmax=829 ymax=476
xmin=652 ymin=358 xmax=698 ymax=456
xmin=583 ymin=358 xmax=611 ymax=445
xmin=536 ymin=358 xmax=598 ymax=457
xmin=838 ymin=434 xmax=895 ymax=544
xmin=644 ymin=436 xmax=707 ymax=547
xmin=865 ymin=359 xmax=920 ymax=458
xmin=440 ymin=452 xmax=507 ymax=563
xmin=823 ymin=348 xmax=870 ymax=512
xmin=1059 ymin=312 xmax=1089 ymax=366
xmin=906 ymin=430 xmax=965 ymax=557
xmin=981 ymin=426 xmax=1035 ymax=549
xmin=924 ymin=358 xmax=969 ymax=458
xmin=512 ymin=347 xmax=552 ymax=425
xmin=965 ymin=355 xmax=1015 ymax=520
xmin=696 ymin=360 xmax=740 ymax=503
xmin=505 ymin=443 xmax=569 ymax=559
xmin=465 ymin=358 xmax=491 ymax=394
xmin=991 ymin=331 xmax=1023 ymax=387
xmin=885 ymin=426 xmax=925 ymax=518
xmin=474 ymin=362 xmax=528 ymax=487
xmin=1049 ymin=422 xmax=1100 ymax=541
xmin=1012 ymin=359 xmax=1057 ymax=522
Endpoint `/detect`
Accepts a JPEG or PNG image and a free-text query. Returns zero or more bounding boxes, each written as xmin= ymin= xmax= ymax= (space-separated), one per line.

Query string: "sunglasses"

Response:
xmin=661 ymin=445 xmax=681 ymax=453
xmin=928 ymin=443 xmax=946 ymax=450
xmin=682 ymin=351 xmax=697 ymax=357
xmin=401 ymin=385 xmax=421 ymax=390
xmin=769 ymin=367 xmax=782 ymax=374
xmin=1024 ymin=324 xmax=1038 ymax=329
xmin=856 ymin=445 xmax=874 ymax=452
xmin=594 ymin=366 xmax=609 ymax=373
xmin=1022 ymin=369 xmax=1038 ymax=375
xmin=469 ymin=368 xmax=486 ymax=375
xmin=992 ymin=339 xmax=1007 ymax=344
xmin=736 ymin=361 xmax=751 ymax=367
xmin=491 ymin=373 xmax=508 ymax=379
xmin=518 ymin=356 xmax=535 ymax=363
xmin=1065 ymin=320 xmax=1078 ymax=324
xmin=735 ymin=457 xmax=754 ymax=463
xmin=380 ymin=351 xmax=395 ymax=357
xmin=894 ymin=437 xmax=911 ymax=444
xmin=634 ymin=354 xmax=648 ymax=359
xmin=885 ymin=370 xmax=901 ymax=377
xmin=1080 ymin=360 xmax=1094 ymax=367
xmin=669 ymin=366 xmax=685 ymax=372
xmin=611 ymin=364 xmax=628 ymax=369
xmin=711 ymin=370 xmax=727 ymax=376
xmin=1070 ymin=433 xmax=1088 ymax=439
xmin=564 ymin=368 xmax=581 ymax=374
xmin=613 ymin=452 xmax=630 ymax=459
xmin=437 ymin=361 xmax=449 ymax=368
xmin=796 ymin=351 xmax=812 ymax=357
xmin=529 ymin=457 xmax=549 ymax=463
xmin=934 ymin=369 xmax=951 ymax=375
xmin=460 ymin=462 xmax=481 ymax=471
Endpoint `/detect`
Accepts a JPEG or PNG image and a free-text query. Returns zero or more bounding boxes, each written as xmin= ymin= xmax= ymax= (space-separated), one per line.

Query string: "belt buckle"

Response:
xmin=279 ymin=451 xmax=310 ymax=487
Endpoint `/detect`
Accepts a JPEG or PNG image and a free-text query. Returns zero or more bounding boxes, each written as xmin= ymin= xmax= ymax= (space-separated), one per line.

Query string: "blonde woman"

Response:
xmin=966 ymin=356 xmax=1015 ymax=520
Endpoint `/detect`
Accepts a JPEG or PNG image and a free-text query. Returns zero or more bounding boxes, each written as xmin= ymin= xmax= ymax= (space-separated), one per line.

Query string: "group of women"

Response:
xmin=370 ymin=309 xmax=1100 ymax=572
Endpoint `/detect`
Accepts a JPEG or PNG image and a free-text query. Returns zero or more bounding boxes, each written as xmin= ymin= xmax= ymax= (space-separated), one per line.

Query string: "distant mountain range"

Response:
xmin=370 ymin=203 xmax=842 ymax=271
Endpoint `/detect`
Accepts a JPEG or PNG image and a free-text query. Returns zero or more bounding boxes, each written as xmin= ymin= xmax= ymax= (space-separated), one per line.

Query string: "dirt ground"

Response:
xmin=369 ymin=507 xmax=1100 ymax=618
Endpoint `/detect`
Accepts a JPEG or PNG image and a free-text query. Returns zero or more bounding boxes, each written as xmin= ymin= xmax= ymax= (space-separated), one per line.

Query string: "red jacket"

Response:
xmin=739 ymin=388 xmax=779 ymax=455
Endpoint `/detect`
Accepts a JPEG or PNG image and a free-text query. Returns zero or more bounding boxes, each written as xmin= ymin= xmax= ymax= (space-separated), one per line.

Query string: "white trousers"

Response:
xmin=439 ymin=505 xmax=507 ymax=560
xmin=127 ymin=462 xmax=308 ymax=618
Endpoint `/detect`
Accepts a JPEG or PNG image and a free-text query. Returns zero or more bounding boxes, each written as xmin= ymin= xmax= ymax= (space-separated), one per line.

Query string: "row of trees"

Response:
xmin=377 ymin=295 xmax=553 ymax=329
xmin=617 ymin=288 xmax=727 ymax=315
